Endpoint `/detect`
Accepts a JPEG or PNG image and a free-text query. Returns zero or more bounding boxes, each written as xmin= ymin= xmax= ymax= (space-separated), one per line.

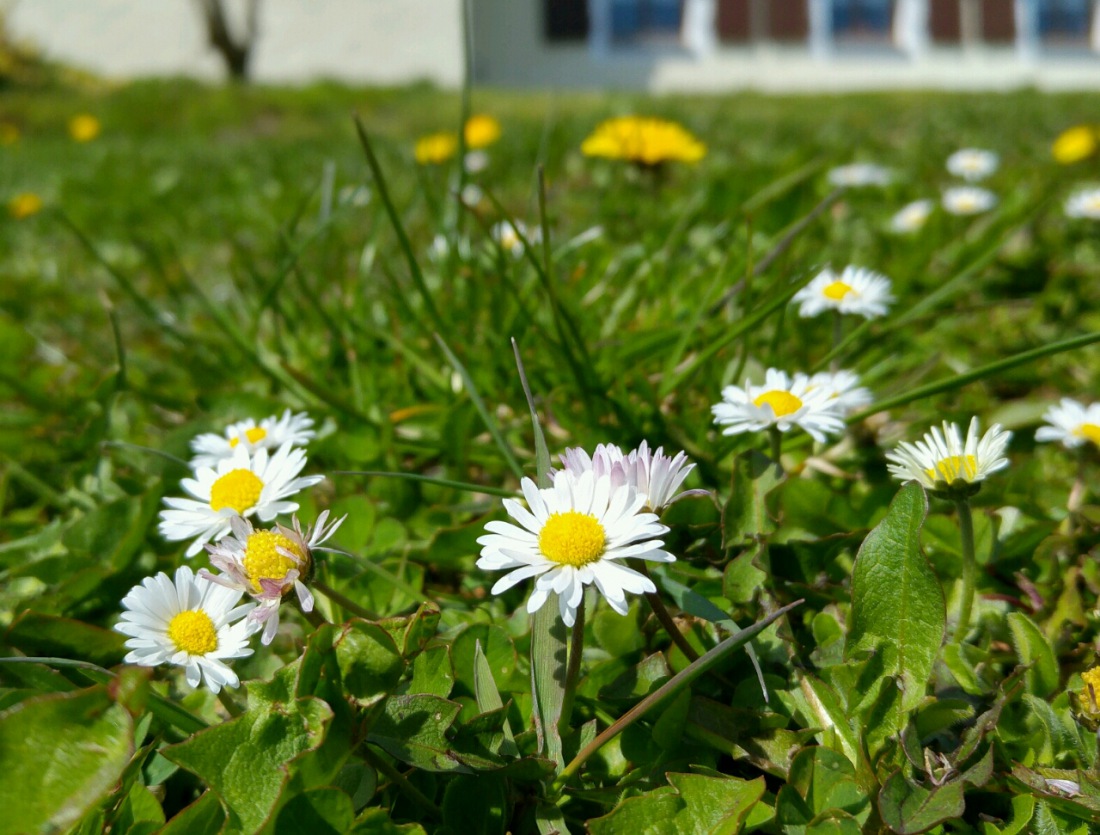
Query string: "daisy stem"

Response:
xmin=1067 ymin=449 xmax=1087 ymax=535
xmin=953 ymin=497 xmax=977 ymax=643
xmin=362 ymin=745 xmax=443 ymax=820
xmin=769 ymin=426 xmax=784 ymax=474
xmin=312 ymin=578 xmax=379 ymax=621
xmin=558 ymin=605 xmax=586 ymax=733
xmin=216 ymin=688 xmax=243 ymax=718
xmin=831 ymin=311 xmax=842 ymax=373
xmin=638 ymin=564 xmax=699 ymax=662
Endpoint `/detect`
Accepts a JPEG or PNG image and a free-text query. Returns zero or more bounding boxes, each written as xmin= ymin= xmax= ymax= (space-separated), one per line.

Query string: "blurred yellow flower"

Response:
xmin=415 ymin=132 xmax=457 ymax=165
xmin=581 ymin=116 xmax=706 ymax=166
xmin=0 ymin=123 xmax=19 ymax=146
xmin=464 ymin=114 xmax=501 ymax=149
xmin=9 ymin=192 xmax=43 ymax=219
xmin=1053 ymin=125 xmax=1098 ymax=165
xmin=69 ymin=113 xmax=101 ymax=143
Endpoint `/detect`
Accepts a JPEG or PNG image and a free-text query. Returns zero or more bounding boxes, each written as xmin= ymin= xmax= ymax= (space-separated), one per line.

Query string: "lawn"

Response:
xmin=3 ymin=77 xmax=1100 ymax=833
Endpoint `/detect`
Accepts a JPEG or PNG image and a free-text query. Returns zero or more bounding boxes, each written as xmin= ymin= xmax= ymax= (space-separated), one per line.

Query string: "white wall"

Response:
xmin=5 ymin=0 xmax=465 ymax=85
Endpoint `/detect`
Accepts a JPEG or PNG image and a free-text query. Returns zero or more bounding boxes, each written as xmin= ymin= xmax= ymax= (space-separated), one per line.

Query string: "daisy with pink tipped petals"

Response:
xmin=556 ymin=440 xmax=704 ymax=512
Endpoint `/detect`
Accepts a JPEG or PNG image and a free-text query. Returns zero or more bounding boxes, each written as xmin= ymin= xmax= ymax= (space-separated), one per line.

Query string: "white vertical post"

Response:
xmin=590 ymin=0 xmax=613 ymax=57
xmin=1091 ymin=0 xmax=1100 ymax=51
xmin=683 ymin=0 xmax=718 ymax=55
xmin=808 ymin=0 xmax=833 ymax=58
xmin=894 ymin=0 xmax=930 ymax=57
xmin=1014 ymin=0 xmax=1039 ymax=62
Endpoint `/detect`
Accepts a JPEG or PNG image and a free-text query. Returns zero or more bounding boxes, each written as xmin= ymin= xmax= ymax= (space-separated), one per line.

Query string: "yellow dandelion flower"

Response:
xmin=1082 ymin=667 xmax=1100 ymax=712
xmin=69 ymin=114 xmax=101 ymax=143
xmin=464 ymin=114 xmax=501 ymax=149
xmin=9 ymin=192 xmax=43 ymax=219
xmin=1052 ymin=125 xmax=1098 ymax=165
xmin=0 ymin=123 xmax=19 ymax=146
xmin=581 ymin=116 xmax=706 ymax=167
xmin=415 ymin=132 xmax=458 ymax=165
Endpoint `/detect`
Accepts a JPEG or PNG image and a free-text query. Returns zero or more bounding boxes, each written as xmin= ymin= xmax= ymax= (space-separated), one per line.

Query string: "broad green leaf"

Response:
xmin=112 ymin=783 xmax=165 ymax=835
xmin=722 ymin=450 xmax=782 ymax=548
xmin=592 ymin=599 xmax=645 ymax=656
xmin=334 ymin=619 xmax=406 ymax=706
xmin=941 ymin=642 xmax=989 ymax=696
xmin=652 ymin=688 xmax=691 ymax=750
xmin=877 ymin=771 xmax=965 ymax=834
xmin=530 ymin=595 xmax=568 ymax=769
xmin=981 ymin=794 xmax=1035 ymax=835
xmin=0 ymin=686 xmax=134 ymax=835
xmin=442 ymin=774 xmax=508 ymax=835
xmin=353 ymin=806 xmax=429 ymax=834
xmin=847 ymin=482 xmax=945 ymax=713
xmin=787 ymin=745 xmax=866 ymax=818
xmin=158 ymin=791 xmax=225 ymax=835
xmin=275 ymin=787 xmax=356 ymax=835
xmin=1007 ymin=612 xmax=1059 ymax=698
xmin=366 ymin=693 xmax=465 ymax=772
xmin=408 ymin=646 xmax=454 ymax=698
xmin=798 ymin=675 xmax=860 ymax=767
xmin=588 ymin=772 xmax=764 ymax=835
xmin=451 ymin=624 xmax=517 ymax=698
xmin=473 ymin=639 xmax=518 ymax=757
xmin=1024 ymin=694 xmax=1077 ymax=765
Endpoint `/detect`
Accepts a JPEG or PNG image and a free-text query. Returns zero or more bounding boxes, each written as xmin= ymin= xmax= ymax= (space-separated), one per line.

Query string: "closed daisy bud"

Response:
xmin=886 ymin=417 xmax=1011 ymax=499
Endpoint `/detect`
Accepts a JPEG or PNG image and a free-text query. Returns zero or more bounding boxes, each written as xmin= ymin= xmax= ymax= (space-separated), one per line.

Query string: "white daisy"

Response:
xmin=555 ymin=440 xmax=704 ymax=512
xmin=492 ymin=220 xmax=539 ymax=258
xmin=807 ymin=370 xmax=873 ymax=415
xmin=886 ymin=417 xmax=1011 ymax=492
xmin=159 ymin=442 xmax=325 ymax=557
xmin=203 ymin=511 xmax=345 ymax=645
xmin=791 ymin=266 xmax=894 ymax=320
xmin=827 ymin=163 xmax=892 ymax=188
xmin=1036 ymin=398 xmax=1100 ymax=449
xmin=946 ymin=148 xmax=999 ymax=182
xmin=890 ymin=199 xmax=934 ymax=233
xmin=464 ymin=150 xmax=490 ymax=173
xmin=712 ymin=368 xmax=846 ymax=443
xmin=190 ymin=409 xmax=315 ymax=469
xmin=1065 ymin=188 xmax=1100 ymax=220
xmin=114 ymin=565 xmax=258 ymax=694
xmin=460 ymin=183 xmax=484 ymax=206
xmin=476 ymin=470 xmax=673 ymax=627
xmin=942 ymin=186 xmax=997 ymax=216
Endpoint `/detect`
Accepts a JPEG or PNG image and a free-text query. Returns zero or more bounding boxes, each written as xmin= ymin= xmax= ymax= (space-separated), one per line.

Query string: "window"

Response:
xmin=832 ymin=0 xmax=895 ymax=38
xmin=546 ymin=0 xmax=590 ymax=41
xmin=609 ymin=0 xmax=684 ymax=43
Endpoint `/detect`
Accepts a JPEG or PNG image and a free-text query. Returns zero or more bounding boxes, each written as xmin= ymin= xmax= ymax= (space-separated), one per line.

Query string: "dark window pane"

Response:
xmin=546 ymin=0 xmax=590 ymax=41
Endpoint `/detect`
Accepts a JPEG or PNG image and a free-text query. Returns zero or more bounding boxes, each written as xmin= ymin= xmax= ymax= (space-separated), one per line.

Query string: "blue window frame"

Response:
xmin=1038 ymin=0 xmax=1090 ymax=36
xmin=831 ymin=0 xmax=894 ymax=34
xmin=610 ymin=0 xmax=683 ymax=41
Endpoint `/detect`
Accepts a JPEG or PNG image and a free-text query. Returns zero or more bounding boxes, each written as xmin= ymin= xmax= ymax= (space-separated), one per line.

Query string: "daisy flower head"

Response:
xmin=946 ymin=148 xmax=999 ymax=182
xmin=712 ymin=369 xmax=846 ymax=443
xmin=807 ymin=370 xmax=873 ymax=415
xmin=492 ymin=219 xmax=539 ymax=258
xmin=1065 ymin=188 xmax=1100 ymax=220
xmin=581 ymin=116 xmax=706 ymax=167
xmin=791 ymin=265 xmax=894 ymax=320
xmin=886 ymin=416 xmax=1011 ymax=498
xmin=827 ymin=163 xmax=892 ymax=188
xmin=1053 ymin=125 xmax=1099 ymax=165
xmin=114 ymin=566 xmax=258 ymax=693
xmin=190 ymin=409 xmax=316 ymax=469
xmin=942 ymin=186 xmax=997 ymax=216
xmin=203 ymin=511 xmax=345 ymax=644
xmin=1035 ymin=398 xmax=1100 ymax=449
xmin=477 ymin=470 xmax=673 ymax=627
xmin=557 ymin=440 xmax=703 ymax=512
xmin=890 ymin=199 xmax=934 ymax=233
xmin=415 ymin=132 xmax=457 ymax=165
xmin=159 ymin=442 xmax=325 ymax=557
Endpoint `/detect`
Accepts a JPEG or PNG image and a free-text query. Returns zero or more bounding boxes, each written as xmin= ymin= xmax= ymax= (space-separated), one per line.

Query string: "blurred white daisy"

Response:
xmin=492 ymin=220 xmax=539 ymax=258
xmin=807 ymin=370 xmax=873 ymax=415
xmin=203 ymin=511 xmax=345 ymax=644
xmin=942 ymin=186 xmax=997 ymax=216
xmin=890 ymin=199 xmax=934 ymax=233
xmin=1036 ymin=398 xmax=1100 ymax=449
xmin=827 ymin=163 xmax=892 ymax=188
xmin=114 ymin=566 xmax=258 ymax=694
xmin=712 ymin=368 xmax=845 ymax=443
xmin=556 ymin=440 xmax=705 ymax=512
xmin=886 ymin=417 xmax=1011 ymax=492
xmin=946 ymin=149 xmax=999 ymax=182
xmin=159 ymin=442 xmax=325 ymax=557
xmin=460 ymin=183 xmax=484 ymax=206
xmin=792 ymin=266 xmax=894 ymax=319
xmin=190 ymin=409 xmax=315 ymax=469
xmin=1065 ymin=188 xmax=1100 ymax=220
xmin=464 ymin=150 xmax=490 ymax=173
xmin=477 ymin=470 xmax=673 ymax=627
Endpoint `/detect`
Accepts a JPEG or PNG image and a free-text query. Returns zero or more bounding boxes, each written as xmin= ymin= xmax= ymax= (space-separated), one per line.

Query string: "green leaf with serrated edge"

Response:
xmin=334 ymin=619 xmax=406 ymax=706
xmin=442 ymin=774 xmax=508 ymax=835
xmin=787 ymin=746 xmax=866 ymax=819
xmin=366 ymin=693 xmax=466 ymax=772
xmin=352 ymin=806 xmax=430 ymax=834
xmin=408 ymin=646 xmax=454 ymax=698
xmin=162 ymin=693 xmax=334 ymax=833
xmin=375 ymin=602 xmax=441 ymax=658
xmin=588 ymin=772 xmax=765 ymax=835
xmin=877 ymin=771 xmax=965 ymax=834
xmin=158 ymin=791 xmax=225 ymax=835
xmin=0 ymin=687 xmax=134 ymax=835
xmin=474 ymin=639 xmax=518 ymax=756
xmin=1008 ymin=612 xmax=1060 ymax=698
xmin=847 ymin=481 xmax=945 ymax=714
xmin=722 ymin=450 xmax=783 ymax=548
xmin=275 ymin=787 xmax=355 ymax=835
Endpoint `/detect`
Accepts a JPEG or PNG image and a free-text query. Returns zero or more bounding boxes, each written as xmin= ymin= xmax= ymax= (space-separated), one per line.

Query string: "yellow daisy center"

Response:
xmin=243 ymin=530 xmax=304 ymax=593
xmin=168 ymin=609 xmax=218 ymax=655
xmin=1074 ymin=424 xmax=1100 ymax=446
xmin=753 ymin=390 xmax=803 ymax=418
xmin=926 ymin=455 xmax=978 ymax=483
xmin=229 ymin=426 xmax=267 ymax=448
xmin=538 ymin=512 xmax=606 ymax=567
xmin=209 ymin=469 xmax=264 ymax=513
xmin=823 ymin=280 xmax=855 ymax=301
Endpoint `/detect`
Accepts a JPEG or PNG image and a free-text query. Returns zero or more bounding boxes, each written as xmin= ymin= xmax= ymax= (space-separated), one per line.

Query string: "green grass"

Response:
xmin=5 ymin=79 xmax=1100 ymax=832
